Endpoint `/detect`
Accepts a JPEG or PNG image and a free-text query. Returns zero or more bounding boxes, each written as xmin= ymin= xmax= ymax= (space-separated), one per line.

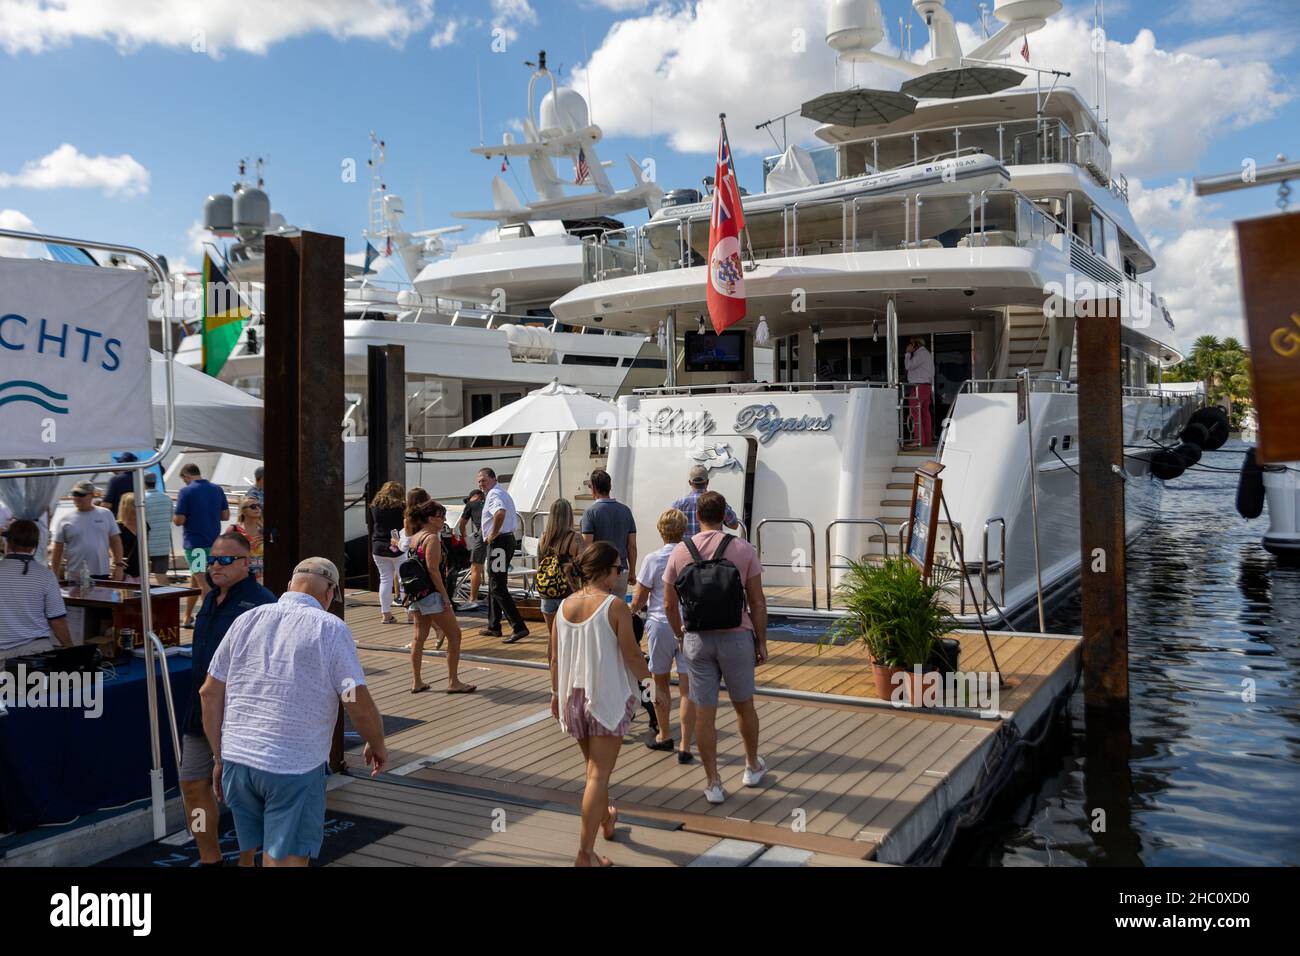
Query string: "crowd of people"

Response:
xmin=2 ymin=458 xmax=770 ymax=867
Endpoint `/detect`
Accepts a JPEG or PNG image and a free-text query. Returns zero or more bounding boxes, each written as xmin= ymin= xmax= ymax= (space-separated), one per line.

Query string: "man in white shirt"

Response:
xmin=0 ymin=520 xmax=73 ymax=666
xmin=199 ymin=557 xmax=387 ymax=866
xmin=476 ymin=467 xmax=529 ymax=643
xmin=904 ymin=336 xmax=936 ymax=446
xmin=630 ymin=507 xmax=694 ymax=764
xmin=50 ymin=480 xmax=124 ymax=581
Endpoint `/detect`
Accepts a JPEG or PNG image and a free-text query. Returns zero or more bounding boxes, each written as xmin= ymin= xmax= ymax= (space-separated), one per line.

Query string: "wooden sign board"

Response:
xmin=1236 ymin=211 xmax=1300 ymax=463
xmin=905 ymin=461 xmax=945 ymax=579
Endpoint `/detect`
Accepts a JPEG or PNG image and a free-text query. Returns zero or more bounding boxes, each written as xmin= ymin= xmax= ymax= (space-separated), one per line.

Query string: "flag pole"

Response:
xmin=720 ymin=114 xmax=758 ymax=270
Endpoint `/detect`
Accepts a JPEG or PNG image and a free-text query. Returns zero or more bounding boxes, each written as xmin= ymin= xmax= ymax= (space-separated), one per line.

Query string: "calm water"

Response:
xmin=949 ymin=439 xmax=1300 ymax=866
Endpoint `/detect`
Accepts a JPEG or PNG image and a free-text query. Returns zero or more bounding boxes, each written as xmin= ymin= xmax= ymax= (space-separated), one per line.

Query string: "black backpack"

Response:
xmin=398 ymin=547 xmax=436 ymax=604
xmin=674 ymin=535 xmax=746 ymax=632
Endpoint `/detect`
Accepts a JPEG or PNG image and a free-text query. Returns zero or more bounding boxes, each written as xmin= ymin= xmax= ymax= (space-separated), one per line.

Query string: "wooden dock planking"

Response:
xmin=332 ymin=590 xmax=1079 ymax=865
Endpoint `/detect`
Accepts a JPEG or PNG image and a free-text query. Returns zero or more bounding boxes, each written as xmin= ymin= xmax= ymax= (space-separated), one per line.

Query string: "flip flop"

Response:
xmin=601 ymin=806 xmax=618 ymax=841
xmin=410 ymin=684 xmax=431 ymax=694
xmin=446 ymin=684 xmax=477 ymax=694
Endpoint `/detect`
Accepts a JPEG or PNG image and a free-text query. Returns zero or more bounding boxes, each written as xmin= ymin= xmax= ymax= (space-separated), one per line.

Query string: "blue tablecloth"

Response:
xmin=0 ymin=655 xmax=193 ymax=833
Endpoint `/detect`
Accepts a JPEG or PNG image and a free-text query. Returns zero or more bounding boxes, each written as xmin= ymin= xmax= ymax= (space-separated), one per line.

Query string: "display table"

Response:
xmin=0 ymin=654 xmax=193 ymax=834
xmin=61 ymin=582 xmax=199 ymax=648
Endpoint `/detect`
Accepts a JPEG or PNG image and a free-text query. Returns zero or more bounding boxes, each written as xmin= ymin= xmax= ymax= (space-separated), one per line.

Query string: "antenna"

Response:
xmin=584 ymin=27 xmax=593 ymax=126
xmin=475 ymin=57 xmax=484 ymax=147
xmin=978 ymin=2 xmax=989 ymax=40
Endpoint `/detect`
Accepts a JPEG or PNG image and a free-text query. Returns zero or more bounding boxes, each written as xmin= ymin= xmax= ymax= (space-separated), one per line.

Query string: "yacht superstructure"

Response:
xmin=543 ymin=0 xmax=1199 ymax=625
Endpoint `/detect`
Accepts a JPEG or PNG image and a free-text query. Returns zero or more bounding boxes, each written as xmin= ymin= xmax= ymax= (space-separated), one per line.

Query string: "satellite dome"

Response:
xmin=204 ymin=193 xmax=234 ymax=234
xmin=233 ymin=185 xmax=270 ymax=231
xmin=540 ymin=87 xmax=590 ymax=134
xmin=826 ymin=0 xmax=885 ymax=60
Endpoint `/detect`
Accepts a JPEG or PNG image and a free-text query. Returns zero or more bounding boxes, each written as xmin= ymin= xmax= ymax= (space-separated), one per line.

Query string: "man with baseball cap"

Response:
xmin=671 ymin=465 xmax=739 ymax=538
xmin=51 ymin=480 xmax=125 ymax=582
xmin=200 ymin=556 xmax=387 ymax=866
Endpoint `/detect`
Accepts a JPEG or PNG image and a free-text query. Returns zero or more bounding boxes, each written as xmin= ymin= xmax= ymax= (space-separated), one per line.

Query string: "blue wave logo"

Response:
xmin=0 ymin=380 xmax=69 ymax=414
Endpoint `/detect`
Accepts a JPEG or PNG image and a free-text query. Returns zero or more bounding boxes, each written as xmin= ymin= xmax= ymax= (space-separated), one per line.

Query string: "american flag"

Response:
xmin=574 ymin=147 xmax=590 ymax=185
xmin=1020 ymin=32 xmax=1030 ymax=62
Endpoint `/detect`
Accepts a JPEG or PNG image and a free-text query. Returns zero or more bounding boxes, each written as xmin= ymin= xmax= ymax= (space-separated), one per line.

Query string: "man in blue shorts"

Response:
xmin=174 ymin=463 xmax=229 ymax=627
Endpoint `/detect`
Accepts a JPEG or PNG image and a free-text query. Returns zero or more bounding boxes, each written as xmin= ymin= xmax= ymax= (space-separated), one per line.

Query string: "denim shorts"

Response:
xmin=221 ymin=761 xmax=328 ymax=860
xmin=413 ymin=591 xmax=445 ymax=615
xmin=540 ymin=596 xmax=564 ymax=615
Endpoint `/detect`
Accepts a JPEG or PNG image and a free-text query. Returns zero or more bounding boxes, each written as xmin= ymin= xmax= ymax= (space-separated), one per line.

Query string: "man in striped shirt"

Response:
xmin=0 ymin=520 xmax=73 ymax=667
xmin=143 ymin=472 xmax=174 ymax=585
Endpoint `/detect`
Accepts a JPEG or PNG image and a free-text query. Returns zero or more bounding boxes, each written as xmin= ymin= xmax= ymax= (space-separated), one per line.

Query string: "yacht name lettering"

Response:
xmin=734 ymin=404 xmax=833 ymax=444
xmin=0 ymin=313 xmax=123 ymax=371
xmin=646 ymin=407 xmax=716 ymax=437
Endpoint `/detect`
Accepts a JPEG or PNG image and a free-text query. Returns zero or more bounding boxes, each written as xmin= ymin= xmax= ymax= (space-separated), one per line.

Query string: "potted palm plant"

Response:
xmin=820 ymin=556 xmax=959 ymax=704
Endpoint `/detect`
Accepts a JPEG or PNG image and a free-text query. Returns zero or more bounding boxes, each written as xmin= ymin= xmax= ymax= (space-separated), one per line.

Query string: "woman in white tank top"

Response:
xmin=550 ymin=541 xmax=651 ymax=866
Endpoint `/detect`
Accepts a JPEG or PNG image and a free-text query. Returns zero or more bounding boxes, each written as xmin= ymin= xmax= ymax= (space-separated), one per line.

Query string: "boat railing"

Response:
xmin=634 ymin=379 xmax=898 ymax=397
xmin=585 ymin=184 xmax=1077 ymax=282
xmin=755 ymin=517 xmax=818 ymax=611
xmin=823 ymin=518 xmax=891 ymax=610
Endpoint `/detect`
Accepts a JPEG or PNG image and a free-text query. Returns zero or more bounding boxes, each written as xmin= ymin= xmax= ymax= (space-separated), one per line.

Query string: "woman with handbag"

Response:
xmin=405 ymin=499 xmax=476 ymax=695
xmin=369 ymin=481 xmax=406 ymax=623
xmin=536 ymin=498 xmax=581 ymax=657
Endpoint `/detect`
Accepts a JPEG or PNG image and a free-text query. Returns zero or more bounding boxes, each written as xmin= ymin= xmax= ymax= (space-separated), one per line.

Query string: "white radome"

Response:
xmin=826 ymin=0 xmax=885 ymax=60
xmin=994 ymin=0 xmax=1063 ymax=24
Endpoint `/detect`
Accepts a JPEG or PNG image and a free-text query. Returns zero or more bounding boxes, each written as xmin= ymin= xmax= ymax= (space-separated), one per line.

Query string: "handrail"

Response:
xmin=982 ymin=517 xmax=1007 ymax=614
xmin=755 ymin=517 xmax=817 ymax=611
xmin=147 ymin=631 xmax=183 ymax=776
xmin=824 ymin=518 xmax=889 ymax=610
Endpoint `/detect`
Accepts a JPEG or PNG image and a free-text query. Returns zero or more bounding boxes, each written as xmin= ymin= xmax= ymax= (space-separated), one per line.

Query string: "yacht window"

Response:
xmin=1090 ymin=210 xmax=1106 ymax=258
xmin=561 ymin=354 xmax=620 ymax=367
xmin=626 ymin=357 xmax=667 ymax=369
xmin=1103 ymin=218 xmax=1121 ymax=270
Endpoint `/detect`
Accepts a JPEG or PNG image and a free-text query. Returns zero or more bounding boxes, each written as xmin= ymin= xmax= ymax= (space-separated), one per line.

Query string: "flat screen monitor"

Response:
xmin=684 ymin=330 xmax=746 ymax=373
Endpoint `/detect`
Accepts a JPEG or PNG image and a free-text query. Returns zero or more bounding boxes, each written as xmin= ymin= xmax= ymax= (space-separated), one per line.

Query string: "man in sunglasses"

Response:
xmin=180 ymin=531 xmax=275 ymax=865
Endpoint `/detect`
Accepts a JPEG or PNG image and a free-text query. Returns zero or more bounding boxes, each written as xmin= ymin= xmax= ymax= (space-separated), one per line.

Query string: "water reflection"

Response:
xmin=950 ymin=441 xmax=1300 ymax=866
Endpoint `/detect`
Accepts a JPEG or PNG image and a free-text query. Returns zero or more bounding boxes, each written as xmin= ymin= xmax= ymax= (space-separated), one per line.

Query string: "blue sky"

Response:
xmin=1 ymin=0 xmax=1296 ymax=347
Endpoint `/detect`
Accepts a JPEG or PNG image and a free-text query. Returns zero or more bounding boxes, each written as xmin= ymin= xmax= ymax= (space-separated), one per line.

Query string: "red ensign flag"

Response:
xmin=706 ymin=115 xmax=746 ymax=333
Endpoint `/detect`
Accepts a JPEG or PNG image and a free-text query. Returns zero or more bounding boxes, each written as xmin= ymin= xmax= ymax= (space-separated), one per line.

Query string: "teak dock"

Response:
xmin=323 ymin=591 xmax=1079 ymax=867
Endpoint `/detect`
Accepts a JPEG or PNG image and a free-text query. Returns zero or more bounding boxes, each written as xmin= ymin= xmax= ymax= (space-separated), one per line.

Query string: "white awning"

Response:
xmin=152 ymin=352 xmax=263 ymax=458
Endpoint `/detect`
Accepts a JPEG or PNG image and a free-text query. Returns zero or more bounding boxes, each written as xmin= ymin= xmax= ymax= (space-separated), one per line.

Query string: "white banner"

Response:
xmin=0 ymin=256 xmax=153 ymax=458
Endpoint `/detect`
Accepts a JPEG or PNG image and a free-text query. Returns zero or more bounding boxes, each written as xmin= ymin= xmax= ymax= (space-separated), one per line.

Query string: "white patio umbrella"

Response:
xmin=448 ymin=379 xmax=621 ymax=503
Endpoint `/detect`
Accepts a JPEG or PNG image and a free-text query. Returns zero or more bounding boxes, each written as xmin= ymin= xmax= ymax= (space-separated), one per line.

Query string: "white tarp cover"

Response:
xmin=765 ymin=144 xmax=820 ymax=192
xmin=154 ymin=352 xmax=263 ymax=458
xmin=0 ymin=257 xmax=152 ymax=457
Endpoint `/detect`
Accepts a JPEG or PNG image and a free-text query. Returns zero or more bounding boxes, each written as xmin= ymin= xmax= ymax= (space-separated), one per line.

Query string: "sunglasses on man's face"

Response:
xmin=211 ymin=555 xmax=247 ymax=567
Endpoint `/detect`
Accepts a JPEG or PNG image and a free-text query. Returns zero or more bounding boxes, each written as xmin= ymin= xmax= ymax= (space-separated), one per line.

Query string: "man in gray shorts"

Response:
xmin=662 ymin=491 xmax=769 ymax=805
xmin=181 ymin=531 xmax=275 ymax=865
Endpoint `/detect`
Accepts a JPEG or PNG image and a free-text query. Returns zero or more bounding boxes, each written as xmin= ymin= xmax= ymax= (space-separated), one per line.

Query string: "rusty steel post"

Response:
xmin=263 ymin=232 xmax=348 ymax=771
xmin=365 ymin=344 xmax=407 ymax=592
xmin=1075 ymin=298 xmax=1129 ymax=714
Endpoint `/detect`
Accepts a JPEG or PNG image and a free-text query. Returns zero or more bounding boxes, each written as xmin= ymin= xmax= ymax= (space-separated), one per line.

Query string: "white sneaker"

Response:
xmin=742 ymin=756 xmax=768 ymax=788
xmin=458 ymin=601 xmax=480 ymax=611
xmin=703 ymin=781 xmax=727 ymax=804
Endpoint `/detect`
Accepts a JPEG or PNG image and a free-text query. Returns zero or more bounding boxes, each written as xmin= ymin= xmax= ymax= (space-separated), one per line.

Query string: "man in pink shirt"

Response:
xmin=662 ymin=491 xmax=769 ymax=805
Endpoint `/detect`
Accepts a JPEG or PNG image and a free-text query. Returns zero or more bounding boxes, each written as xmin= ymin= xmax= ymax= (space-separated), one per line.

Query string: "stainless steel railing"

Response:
xmin=755 ymin=517 xmax=818 ymax=611
xmin=823 ymin=518 xmax=890 ymax=610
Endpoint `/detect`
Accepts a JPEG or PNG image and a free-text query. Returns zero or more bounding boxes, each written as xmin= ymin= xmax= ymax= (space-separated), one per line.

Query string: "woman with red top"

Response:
xmin=227 ymin=496 xmax=264 ymax=583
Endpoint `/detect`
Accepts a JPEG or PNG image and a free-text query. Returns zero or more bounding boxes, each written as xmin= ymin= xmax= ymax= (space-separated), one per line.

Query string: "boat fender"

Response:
xmin=1189 ymin=406 xmax=1231 ymax=450
xmin=1150 ymin=448 xmax=1186 ymax=481
xmin=1179 ymin=421 xmax=1210 ymax=447
xmin=1173 ymin=442 xmax=1202 ymax=467
xmin=1236 ymin=447 xmax=1266 ymax=520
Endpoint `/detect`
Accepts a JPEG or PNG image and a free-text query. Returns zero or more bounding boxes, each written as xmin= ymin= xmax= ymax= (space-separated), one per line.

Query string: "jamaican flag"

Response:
xmin=201 ymin=253 xmax=251 ymax=377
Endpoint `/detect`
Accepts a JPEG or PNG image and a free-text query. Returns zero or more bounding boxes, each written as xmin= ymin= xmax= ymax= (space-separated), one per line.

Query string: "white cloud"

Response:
xmin=1147 ymin=226 xmax=1245 ymax=346
xmin=1176 ymin=29 xmax=1300 ymax=61
xmin=0 ymin=144 xmax=150 ymax=196
xmin=490 ymin=0 xmax=537 ymax=47
xmin=0 ymin=208 xmax=38 ymax=257
xmin=573 ymin=2 xmax=1289 ymax=182
xmin=429 ymin=15 xmax=464 ymax=49
xmin=0 ymin=0 xmax=434 ymax=57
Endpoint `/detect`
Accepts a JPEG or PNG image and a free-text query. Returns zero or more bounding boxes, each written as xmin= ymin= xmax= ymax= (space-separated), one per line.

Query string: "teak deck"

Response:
xmin=322 ymin=590 xmax=1079 ymax=866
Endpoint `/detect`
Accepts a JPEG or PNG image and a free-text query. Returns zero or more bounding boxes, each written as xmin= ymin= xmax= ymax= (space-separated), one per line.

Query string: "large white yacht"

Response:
xmin=173 ymin=62 xmax=673 ymax=556
xmin=543 ymin=0 xmax=1201 ymax=626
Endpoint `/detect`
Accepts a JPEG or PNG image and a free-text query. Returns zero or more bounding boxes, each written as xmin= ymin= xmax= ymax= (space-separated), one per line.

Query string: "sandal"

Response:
xmin=575 ymin=849 xmax=611 ymax=867
xmin=446 ymin=683 xmax=477 ymax=694
xmin=410 ymin=683 xmax=431 ymax=694
xmin=601 ymin=806 xmax=618 ymax=841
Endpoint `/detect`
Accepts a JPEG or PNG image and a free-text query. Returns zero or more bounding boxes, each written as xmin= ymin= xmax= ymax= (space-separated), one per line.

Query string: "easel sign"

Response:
xmin=905 ymin=461 xmax=944 ymax=580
